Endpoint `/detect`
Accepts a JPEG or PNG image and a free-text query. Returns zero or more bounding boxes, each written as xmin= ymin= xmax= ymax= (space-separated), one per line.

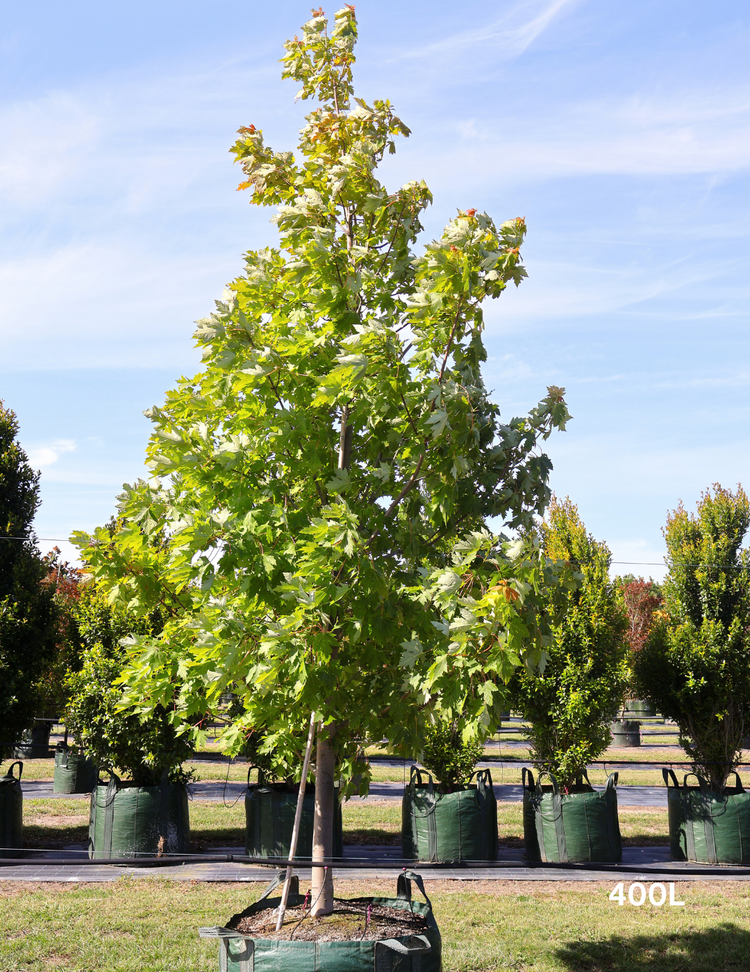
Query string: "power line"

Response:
xmin=0 ymin=537 xmax=69 ymax=542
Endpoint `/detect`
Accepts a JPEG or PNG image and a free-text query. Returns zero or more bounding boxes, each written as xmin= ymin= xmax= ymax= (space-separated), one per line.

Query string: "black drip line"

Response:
xmin=1 ymin=852 xmax=750 ymax=878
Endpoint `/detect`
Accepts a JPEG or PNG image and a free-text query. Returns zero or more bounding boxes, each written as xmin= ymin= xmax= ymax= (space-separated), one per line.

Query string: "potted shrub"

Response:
xmin=634 ymin=485 xmax=750 ymax=864
xmin=53 ymin=742 xmax=98 ymax=795
xmin=240 ymin=727 xmax=343 ymax=860
xmin=64 ymin=584 xmax=194 ymax=858
xmin=73 ymin=5 xmax=570 ymax=957
xmin=402 ymin=719 xmax=496 ymax=863
xmin=511 ymin=497 xmax=630 ymax=863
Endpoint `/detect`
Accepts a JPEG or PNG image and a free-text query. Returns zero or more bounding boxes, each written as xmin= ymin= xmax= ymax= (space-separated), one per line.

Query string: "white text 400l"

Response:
xmin=609 ymin=883 xmax=685 ymax=906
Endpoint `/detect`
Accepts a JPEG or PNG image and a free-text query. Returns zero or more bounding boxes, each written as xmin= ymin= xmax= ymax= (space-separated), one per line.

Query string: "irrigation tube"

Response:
xmin=3 ymin=853 xmax=750 ymax=877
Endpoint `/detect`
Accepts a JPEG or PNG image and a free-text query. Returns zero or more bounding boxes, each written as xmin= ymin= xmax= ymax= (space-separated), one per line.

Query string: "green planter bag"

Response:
xmin=0 ymin=761 xmax=23 ymax=858
xmin=245 ymin=773 xmax=343 ymax=860
xmin=629 ymin=699 xmax=656 ymax=719
xmin=13 ymin=724 xmax=51 ymax=759
xmin=663 ymin=768 xmax=750 ymax=864
xmin=199 ymin=868 xmax=442 ymax=972
xmin=53 ymin=747 xmax=98 ymax=794
xmin=523 ymin=768 xmax=622 ymax=863
xmin=402 ymin=766 xmax=498 ymax=863
xmin=610 ymin=720 xmax=641 ymax=748
xmin=88 ymin=774 xmax=190 ymax=859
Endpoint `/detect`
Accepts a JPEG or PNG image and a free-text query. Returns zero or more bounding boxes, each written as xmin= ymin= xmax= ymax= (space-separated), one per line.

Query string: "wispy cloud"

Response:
xmin=27 ymin=439 xmax=76 ymax=469
xmin=399 ymin=0 xmax=582 ymax=61
xmin=483 ymin=252 xmax=746 ymax=330
xmin=479 ymin=92 xmax=750 ymax=177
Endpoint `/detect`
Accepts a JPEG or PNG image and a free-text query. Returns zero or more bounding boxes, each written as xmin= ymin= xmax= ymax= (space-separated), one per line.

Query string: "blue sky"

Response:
xmin=2 ymin=0 xmax=749 ymax=578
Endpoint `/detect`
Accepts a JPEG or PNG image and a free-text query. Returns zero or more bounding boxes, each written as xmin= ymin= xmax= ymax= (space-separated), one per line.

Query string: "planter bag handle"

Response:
xmin=409 ymin=766 xmax=435 ymax=800
xmin=533 ymin=772 xmax=566 ymax=863
xmin=396 ymin=869 xmax=433 ymax=910
xmin=1 ymin=761 xmax=23 ymax=783
xmin=198 ymin=927 xmax=254 ymax=972
xmin=663 ymin=767 xmax=680 ymax=790
xmin=522 ymin=767 xmax=534 ymax=791
xmin=472 ymin=767 xmax=493 ymax=792
xmin=605 ymin=771 xmax=619 ymax=792
xmin=256 ymin=869 xmax=299 ymax=904
xmin=377 ymin=934 xmax=433 ymax=957
xmin=534 ymin=771 xmax=560 ymax=796
xmin=727 ymin=771 xmax=744 ymax=791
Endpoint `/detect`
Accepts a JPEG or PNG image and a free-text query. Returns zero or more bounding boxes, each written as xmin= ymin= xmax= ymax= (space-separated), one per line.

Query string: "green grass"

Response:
xmin=20 ymin=798 xmax=669 ymax=850
xmin=2 ymin=878 xmax=750 ymax=970
xmin=13 ymin=741 xmax=745 ymax=789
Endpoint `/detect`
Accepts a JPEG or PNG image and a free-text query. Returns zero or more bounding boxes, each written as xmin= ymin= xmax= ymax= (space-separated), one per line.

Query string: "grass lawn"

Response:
xmin=2 ymin=878 xmax=750 ymax=970
xmin=6 ymin=749 xmax=706 ymax=787
xmin=20 ymin=798 xmax=671 ymax=850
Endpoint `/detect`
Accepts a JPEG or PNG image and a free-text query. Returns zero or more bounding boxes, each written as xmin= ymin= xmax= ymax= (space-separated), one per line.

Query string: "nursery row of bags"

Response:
xmin=3 ymin=761 xmax=750 ymax=866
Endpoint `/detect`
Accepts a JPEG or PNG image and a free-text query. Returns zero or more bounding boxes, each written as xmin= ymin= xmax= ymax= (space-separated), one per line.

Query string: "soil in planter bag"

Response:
xmin=402 ymin=766 xmax=498 ymax=863
xmin=0 ymin=761 xmax=23 ymax=857
xmin=89 ymin=774 xmax=190 ymax=859
xmin=663 ymin=768 xmax=750 ymax=864
xmin=54 ymin=746 xmax=98 ymax=794
xmin=199 ymin=868 xmax=442 ymax=972
xmin=523 ymin=768 xmax=622 ymax=863
xmin=245 ymin=772 xmax=343 ymax=860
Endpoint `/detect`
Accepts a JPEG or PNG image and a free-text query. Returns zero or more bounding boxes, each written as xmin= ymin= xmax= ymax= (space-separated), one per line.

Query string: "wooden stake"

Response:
xmin=275 ymin=711 xmax=317 ymax=932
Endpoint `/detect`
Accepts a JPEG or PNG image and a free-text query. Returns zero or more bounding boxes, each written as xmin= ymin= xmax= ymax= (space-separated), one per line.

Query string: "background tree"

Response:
xmin=74 ymin=7 xmax=570 ymax=912
xmin=0 ymin=401 xmax=57 ymax=753
xmin=618 ymin=576 xmax=662 ymax=655
xmin=64 ymin=582 xmax=193 ymax=785
xmin=634 ymin=485 xmax=750 ymax=790
xmin=510 ymin=497 xmax=630 ymax=789
xmin=31 ymin=550 xmax=85 ymax=721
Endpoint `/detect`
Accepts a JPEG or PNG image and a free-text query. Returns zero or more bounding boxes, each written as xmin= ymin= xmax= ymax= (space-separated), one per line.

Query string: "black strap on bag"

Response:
xmin=681 ymin=773 xmax=714 ymax=863
xmin=689 ymin=772 xmax=745 ymax=864
xmin=534 ymin=772 xmax=567 ymax=863
xmin=378 ymin=867 xmax=437 ymax=958
xmin=159 ymin=771 xmax=170 ymax=856
xmin=102 ymin=775 xmax=119 ymax=859
xmin=407 ymin=766 xmax=439 ymax=861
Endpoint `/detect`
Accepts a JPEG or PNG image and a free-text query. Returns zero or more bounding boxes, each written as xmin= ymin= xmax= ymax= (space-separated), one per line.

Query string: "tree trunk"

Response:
xmin=311 ymin=725 xmax=336 ymax=915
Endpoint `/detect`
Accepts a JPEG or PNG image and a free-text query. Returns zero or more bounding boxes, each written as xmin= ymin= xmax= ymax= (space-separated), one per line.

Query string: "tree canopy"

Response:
xmin=635 ymin=484 xmax=750 ymax=789
xmin=73 ymin=6 xmax=570 ymax=908
xmin=0 ymin=401 xmax=57 ymax=751
xmin=510 ymin=497 xmax=629 ymax=788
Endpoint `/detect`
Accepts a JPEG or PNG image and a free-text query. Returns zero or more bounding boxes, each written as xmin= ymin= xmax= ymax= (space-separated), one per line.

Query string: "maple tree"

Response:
xmin=74 ymin=7 xmax=570 ymax=911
